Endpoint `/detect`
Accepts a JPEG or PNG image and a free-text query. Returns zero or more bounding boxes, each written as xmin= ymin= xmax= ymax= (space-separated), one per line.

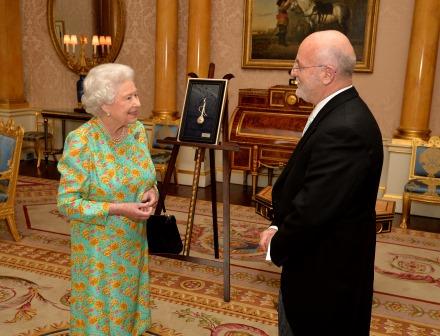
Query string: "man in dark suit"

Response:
xmin=259 ymin=30 xmax=383 ymax=335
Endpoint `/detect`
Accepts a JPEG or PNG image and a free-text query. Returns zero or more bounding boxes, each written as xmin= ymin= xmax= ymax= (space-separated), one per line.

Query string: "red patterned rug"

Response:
xmin=0 ymin=176 xmax=439 ymax=335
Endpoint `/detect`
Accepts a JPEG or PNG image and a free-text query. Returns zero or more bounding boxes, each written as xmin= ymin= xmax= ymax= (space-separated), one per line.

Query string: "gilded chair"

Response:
xmin=22 ymin=111 xmax=55 ymax=167
xmin=400 ymin=136 xmax=440 ymax=229
xmin=150 ymin=120 xmax=179 ymax=184
xmin=0 ymin=119 xmax=24 ymax=241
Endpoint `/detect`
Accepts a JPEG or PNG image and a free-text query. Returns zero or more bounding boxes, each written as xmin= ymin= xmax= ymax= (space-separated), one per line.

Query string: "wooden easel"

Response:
xmin=153 ymin=64 xmax=238 ymax=302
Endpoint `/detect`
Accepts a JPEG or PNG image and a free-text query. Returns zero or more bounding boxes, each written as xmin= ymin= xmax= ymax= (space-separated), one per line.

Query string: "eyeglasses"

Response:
xmin=291 ymin=61 xmax=327 ymax=72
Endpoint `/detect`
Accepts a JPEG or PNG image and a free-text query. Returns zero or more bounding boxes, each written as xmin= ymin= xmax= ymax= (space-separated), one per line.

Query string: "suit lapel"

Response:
xmin=275 ymin=87 xmax=359 ymax=189
xmin=298 ymin=87 xmax=359 ymax=150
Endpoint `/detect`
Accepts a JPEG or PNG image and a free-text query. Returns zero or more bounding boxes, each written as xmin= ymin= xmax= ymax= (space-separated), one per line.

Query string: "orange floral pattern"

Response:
xmin=57 ymin=119 xmax=156 ymax=335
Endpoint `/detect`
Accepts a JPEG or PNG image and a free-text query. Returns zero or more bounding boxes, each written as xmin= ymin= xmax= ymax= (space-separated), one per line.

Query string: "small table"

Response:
xmin=375 ymin=199 xmax=396 ymax=233
xmin=255 ymin=186 xmax=396 ymax=233
xmin=41 ymin=109 xmax=92 ymax=163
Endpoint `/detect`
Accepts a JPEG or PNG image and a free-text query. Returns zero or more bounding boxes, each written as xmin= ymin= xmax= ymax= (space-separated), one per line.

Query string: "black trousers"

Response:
xmin=278 ymin=290 xmax=294 ymax=336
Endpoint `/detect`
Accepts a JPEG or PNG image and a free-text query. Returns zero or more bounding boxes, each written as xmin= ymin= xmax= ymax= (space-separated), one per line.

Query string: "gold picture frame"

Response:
xmin=242 ymin=0 xmax=380 ymax=72
xmin=54 ymin=20 xmax=65 ymax=46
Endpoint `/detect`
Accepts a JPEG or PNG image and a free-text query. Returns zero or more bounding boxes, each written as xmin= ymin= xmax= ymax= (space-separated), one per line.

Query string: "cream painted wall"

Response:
xmin=13 ymin=0 xmax=440 ymax=218
xmin=21 ymin=0 xmax=439 ymax=139
xmin=21 ymin=0 xmax=156 ymax=112
xmin=208 ymin=0 xmax=440 ymax=139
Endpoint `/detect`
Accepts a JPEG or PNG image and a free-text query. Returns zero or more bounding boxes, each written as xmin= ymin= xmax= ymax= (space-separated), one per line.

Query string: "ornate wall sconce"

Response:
xmin=62 ymin=34 xmax=112 ymax=76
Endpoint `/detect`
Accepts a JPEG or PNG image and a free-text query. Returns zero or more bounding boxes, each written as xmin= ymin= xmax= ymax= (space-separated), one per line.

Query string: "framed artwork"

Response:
xmin=54 ymin=20 xmax=65 ymax=46
xmin=242 ymin=0 xmax=379 ymax=72
xmin=178 ymin=78 xmax=228 ymax=145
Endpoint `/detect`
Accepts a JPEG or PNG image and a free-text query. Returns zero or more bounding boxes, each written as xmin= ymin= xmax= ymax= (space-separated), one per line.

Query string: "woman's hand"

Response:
xmin=108 ymin=187 xmax=159 ymax=221
xmin=109 ymin=202 xmax=155 ymax=221
xmin=140 ymin=187 xmax=159 ymax=210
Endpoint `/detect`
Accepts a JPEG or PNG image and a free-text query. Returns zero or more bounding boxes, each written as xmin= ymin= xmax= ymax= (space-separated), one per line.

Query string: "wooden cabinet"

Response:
xmin=229 ymin=85 xmax=313 ymax=197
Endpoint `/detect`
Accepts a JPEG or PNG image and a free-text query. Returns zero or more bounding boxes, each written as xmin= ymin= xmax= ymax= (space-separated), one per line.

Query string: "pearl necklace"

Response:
xmin=97 ymin=119 xmax=127 ymax=144
xmin=111 ymin=127 xmax=127 ymax=143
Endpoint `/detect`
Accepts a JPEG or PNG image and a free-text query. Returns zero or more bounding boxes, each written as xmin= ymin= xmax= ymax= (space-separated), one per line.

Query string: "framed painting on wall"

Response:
xmin=242 ymin=0 xmax=380 ymax=72
xmin=178 ymin=78 xmax=228 ymax=145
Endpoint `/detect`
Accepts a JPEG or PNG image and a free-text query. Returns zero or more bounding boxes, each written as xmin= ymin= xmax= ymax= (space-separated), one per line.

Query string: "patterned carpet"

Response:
xmin=0 ymin=176 xmax=439 ymax=335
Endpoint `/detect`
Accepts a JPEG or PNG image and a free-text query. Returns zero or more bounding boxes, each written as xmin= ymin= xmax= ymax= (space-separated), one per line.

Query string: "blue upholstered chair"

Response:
xmin=150 ymin=120 xmax=179 ymax=184
xmin=0 ymin=119 xmax=24 ymax=241
xmin=400 ymin=136 xmax=440 ymax=229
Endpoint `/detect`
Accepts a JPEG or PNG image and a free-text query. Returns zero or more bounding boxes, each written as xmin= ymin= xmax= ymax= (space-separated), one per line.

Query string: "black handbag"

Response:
xmin=146 ymin=214 xmax=183 ymax=254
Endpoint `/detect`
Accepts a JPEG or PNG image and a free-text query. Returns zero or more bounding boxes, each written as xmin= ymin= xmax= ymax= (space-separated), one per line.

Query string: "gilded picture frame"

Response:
xmin=242 ymin=0 xmax=380 ymax=72
xmin=178 ymin=78 xmax=228 ymax=145
xmin=54 ymin=20 xmax=65 ymax=46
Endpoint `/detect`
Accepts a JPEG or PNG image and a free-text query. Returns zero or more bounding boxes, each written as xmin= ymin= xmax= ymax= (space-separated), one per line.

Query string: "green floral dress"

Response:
xmin=57 ymin=118 xmax=156 ymax=335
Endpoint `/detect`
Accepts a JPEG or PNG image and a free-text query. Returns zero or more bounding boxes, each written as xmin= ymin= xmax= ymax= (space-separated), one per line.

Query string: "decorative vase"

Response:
xmin=75 ymin=74 xmax=86 ymax=113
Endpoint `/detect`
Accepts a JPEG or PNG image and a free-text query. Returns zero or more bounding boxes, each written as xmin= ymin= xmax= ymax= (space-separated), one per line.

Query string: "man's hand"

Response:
xmin=259 ymin=227 xmax=277 ymax=251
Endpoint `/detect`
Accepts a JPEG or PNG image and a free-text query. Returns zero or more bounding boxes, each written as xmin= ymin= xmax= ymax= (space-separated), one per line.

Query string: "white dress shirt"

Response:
xmin=302 ymin=85 xmax=353 ymax=135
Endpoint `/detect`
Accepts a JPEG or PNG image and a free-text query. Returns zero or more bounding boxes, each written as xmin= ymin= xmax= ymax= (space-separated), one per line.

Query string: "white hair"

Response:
xmin=333 ymin=48 xmax=356 ymax=76
xmin=81 ymin=63 xmax=134 ymax=116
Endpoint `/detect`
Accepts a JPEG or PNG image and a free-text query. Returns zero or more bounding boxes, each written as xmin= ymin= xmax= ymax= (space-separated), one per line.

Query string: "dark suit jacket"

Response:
xmin=270 ymin=87 xmax=383 ymax=335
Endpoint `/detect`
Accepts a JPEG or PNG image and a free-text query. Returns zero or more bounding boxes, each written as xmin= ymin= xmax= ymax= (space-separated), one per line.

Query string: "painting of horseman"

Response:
xmin=243 ymin=0 xmax=379 ymax=72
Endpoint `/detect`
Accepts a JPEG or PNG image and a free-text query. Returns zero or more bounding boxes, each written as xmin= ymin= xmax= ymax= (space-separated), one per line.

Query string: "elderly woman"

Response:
xmin=57 ymin=63 xmax=157 ymax=335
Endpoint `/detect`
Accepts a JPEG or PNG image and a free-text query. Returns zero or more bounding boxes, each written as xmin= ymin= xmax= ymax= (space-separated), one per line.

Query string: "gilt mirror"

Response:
xmin=47 ymin=0 xmax=126 ymax=75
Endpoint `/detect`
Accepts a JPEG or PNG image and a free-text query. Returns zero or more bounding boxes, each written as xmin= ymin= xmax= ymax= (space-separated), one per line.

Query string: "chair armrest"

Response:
xmin=0 ymin=169 xmax=12 ymax=179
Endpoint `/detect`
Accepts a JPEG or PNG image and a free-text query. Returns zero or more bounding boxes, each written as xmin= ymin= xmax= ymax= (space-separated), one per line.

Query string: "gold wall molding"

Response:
xmin=0 ymin=0 xmax=28 ymax=109
xmin=152 ymin=0 xmax=179 ymax=121
xmin=187 ymin=0 xmax=211 ymax=77
xmin=395 ymin=0 xmax=440 ymax=140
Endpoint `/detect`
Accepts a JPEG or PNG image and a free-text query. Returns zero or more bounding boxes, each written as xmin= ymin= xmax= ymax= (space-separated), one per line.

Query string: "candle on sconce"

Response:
xmin=99 ymin=36 xmax=106 ymax=53
xmin=63 ymin=34 xmax=71 ymax=53
xmin=92 ymin=35 xmax=99 ymax=56
xmin=70 ymin=34 xmax=78 ymax=53
xmin=105 ymin=36 xmax=112 ymax=53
